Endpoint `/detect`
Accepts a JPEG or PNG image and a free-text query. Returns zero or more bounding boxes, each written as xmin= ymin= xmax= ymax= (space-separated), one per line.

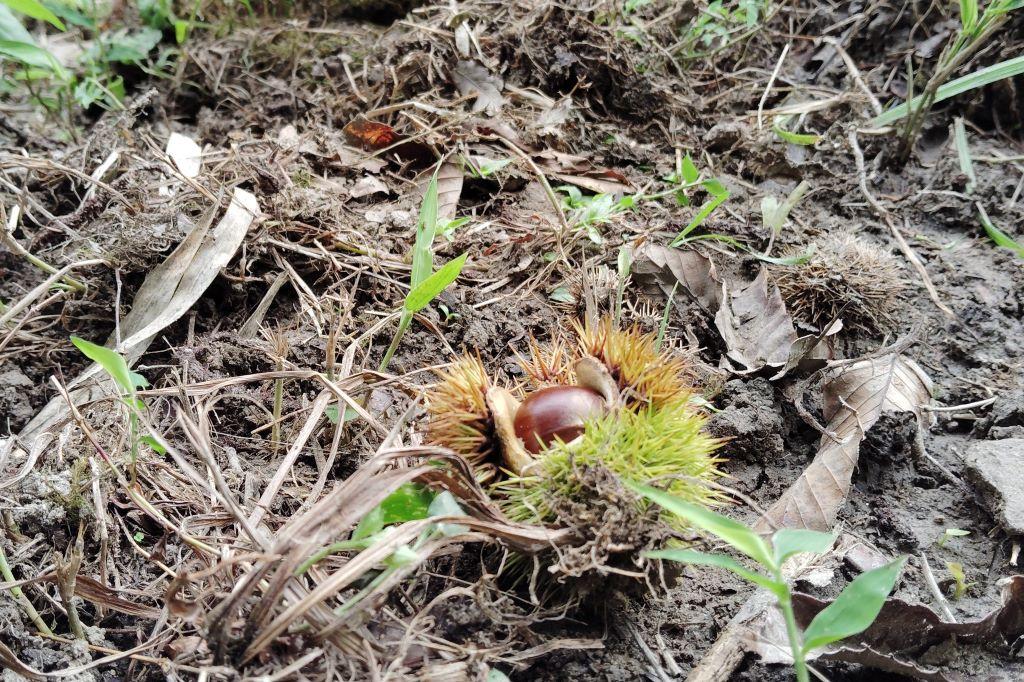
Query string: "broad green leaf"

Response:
xmin=627 ymin=482 xmax=773 ymax=567
xmin=0 ymin=4 xmax=35 ymax=43
xmin=411 ymin=164 xmax=441 ymax=288
xmin=0 ymin=38 xmax=62 ymax=73
xmin=801 ymin=557 xmax=906 ymax=654
xmin=102 ymin=27 xmax=161 ymax=63
xmin=325 ymin=405 xmax=360 ymax=424
xmin=703 ymin=177 xmax=729 ymax=198
xmin=1 ymin=0 xmax=64 ymax=29
xmin=680 ymin=154 xmax=700 ymax=184
xmin=404 ymin=252 xmax=468 ymax=313
xmin=428 ymin=490 xmax=468 ymax=536
xmin=486 ymin=670 xmax=511 ymax=682
xmin=349 ymin=482 xmax=436 ymax=542
xmin=872 ymin=55 xmax=1024 ymax=126
xmin=646 ymin=548 xmax=785 ymax=596
xmin=70 ymin=336 xmax=136 ymax=395
xmin=385 ymin=544 xmax=418 ymax=568
xmin=772 ymin=529 xmax=835 ymax=565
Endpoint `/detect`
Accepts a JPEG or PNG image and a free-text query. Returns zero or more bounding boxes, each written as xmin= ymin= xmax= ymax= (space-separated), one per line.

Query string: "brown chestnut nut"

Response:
xmin=513 ymin=386 xmax=605 ymax=454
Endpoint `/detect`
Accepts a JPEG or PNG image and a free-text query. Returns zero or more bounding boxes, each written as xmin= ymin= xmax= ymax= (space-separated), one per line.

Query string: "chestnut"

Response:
xmin=513 ymin=385 xmax=606 ymax=454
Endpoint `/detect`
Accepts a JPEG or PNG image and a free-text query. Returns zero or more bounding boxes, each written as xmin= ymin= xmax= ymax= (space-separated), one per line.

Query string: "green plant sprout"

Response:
xmin=379 ymin=163 xmax=468 ymax=371
xmin=70 ymin=336 xmax=148 ymax=482
xmin=761 ymin=180 xmax=810 ymax=256
xmin=668 ymin=154 xmax=731 ymax=247
xmin=871 ymin=0 xmax=1024 ymax=159
xmin=677 ymin=0 xmax=773 ymax=62
xmin=773 ymin=116 xmax=820 ymax=146
xmin=629 ymin=482 xmax=904 ymax=682
xmin=461 ymin=155 xmax=511 ymax=179
xmin=937 ymin=527 xmax=971 ymax=548
xmin=952 ymin=117 xmax=1024 ymax=259
xmin=946 ymin=561 xmax=975 ymax=599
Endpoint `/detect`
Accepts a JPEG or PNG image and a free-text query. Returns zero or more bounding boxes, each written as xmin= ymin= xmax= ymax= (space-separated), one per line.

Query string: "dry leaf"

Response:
xmin=165 ymin=132 xmax=202 ymax=178
xmin=342 ymin=118 xmax=432 ymax=166
xmin=633 ymin=243 xmax=721 ymax=312
xmin=715 ymin=269 xmax=798 ymax=373
xmin=19 ymin=189 xmax=260 ymax=444
xmin=434 ymin=161 xmax=464 ymax=222
xmin=750 ymin=575 xmax=1024 ymax=681
xmin=452 ymin=60 xmax=505 ymax=115
xmin=755 ymin=354 xmax=933 ymax=532
xmin=350 ymin=175 xmax=389 ymax=199
xmin=534 ymin=150 xmax=634 ymax=194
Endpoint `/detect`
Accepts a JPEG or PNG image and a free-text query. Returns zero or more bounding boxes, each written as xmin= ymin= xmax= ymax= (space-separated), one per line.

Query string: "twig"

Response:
xmin=847 ymin=131 xmax=956 ymax=320
xmin=919 ymin=553 xmax=957 ymax=622
xmin=822 ymin=37 xmax=882 ymax=116
xmin=757 ymin=43 xmax=791 ymax=131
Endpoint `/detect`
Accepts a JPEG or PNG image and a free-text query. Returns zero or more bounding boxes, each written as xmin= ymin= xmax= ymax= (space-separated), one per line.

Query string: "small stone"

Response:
xmin=965 ymin=438 xmax=1024 ymax=536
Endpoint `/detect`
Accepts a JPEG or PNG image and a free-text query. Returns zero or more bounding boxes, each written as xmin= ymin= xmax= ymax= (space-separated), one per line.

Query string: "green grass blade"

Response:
xmin=627 ymin=481 xmax=774 ymax=567
xmin=977 ymin=204 xmax=1024 ymax=259
xmin=404 ymin=252 xmax=467 ymax=313
xmin=1 ymin=0 xmax=65 ymax=30
xmin=670 ymin=191 xmax=729 ymax=246
xmin=773 ymin=123 xmax=819 ymax=146
xmin=70 ymin=336 xmax=137 ymax=395
xmin=411 ymin=165 xmax=441 ymax=288
xmin=801 ymin=557 xmax=906 ymax=654
xmin=872 ymin=54 xmax=1024 ymax=126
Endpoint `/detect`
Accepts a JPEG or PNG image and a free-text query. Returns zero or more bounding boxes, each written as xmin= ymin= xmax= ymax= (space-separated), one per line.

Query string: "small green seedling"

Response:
xmin=630 ymin=482 xmax=904 ymax=682
xmin=71 ymin=336 xmax=148 ymax=481
xmin=462 ymin=155 xmax=511 ymax=179
xmin=946 ymin=561 xmax=975 ymax=599
xmin=668 ymin=155 xmax=731 ymax=247
xmin=937 ymin=527 xmax=971 ymax=548
xmin=379 ymin=163 xmax=468 ymax=371
xmin=557 ymin=185 xmax=634 ymax=244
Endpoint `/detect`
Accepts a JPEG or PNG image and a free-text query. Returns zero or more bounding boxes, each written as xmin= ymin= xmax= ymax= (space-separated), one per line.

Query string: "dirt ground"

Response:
xmin=2 ymin=1 xmax=1024 ymax=680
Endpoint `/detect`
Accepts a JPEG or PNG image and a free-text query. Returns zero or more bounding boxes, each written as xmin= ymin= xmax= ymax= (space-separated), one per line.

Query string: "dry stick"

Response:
xmin=2 ymin=205 xmax=86 ymax=293
xmin=919 ymin=553 xmax=957 ymax=622
xmin=848 ymin=131 xmax=956 ymax=321
xmin=0 ymin=540 xmax=53 ymax=636
xmin=757 ymin=42 xmax=791 ymax=131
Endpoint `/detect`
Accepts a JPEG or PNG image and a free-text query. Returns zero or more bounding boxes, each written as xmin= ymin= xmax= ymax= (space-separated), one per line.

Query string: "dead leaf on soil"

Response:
xmin=18 ymin=189 xmax=260 ymax=445
xmin=534 ymin=150 xmax=633 ymax=194
xmin=452 ymin=60 xmax=505 ymax=115
xmin=342 ymin=117 xmax=432 ymax=166
xmin=165 ymin=132 xmax=203 ymax=178
xmin=714 ymin=269 xmax=797 ymax=373
xmin=432 ymin=160 xmax=464 ymax=222
xmin=749 ymin=575 xmax=1024 ymax=681
xmin=632 ymin=243 xmax=721 ymax=312
xmin=755 ymin=353 xmax=933 ymax=532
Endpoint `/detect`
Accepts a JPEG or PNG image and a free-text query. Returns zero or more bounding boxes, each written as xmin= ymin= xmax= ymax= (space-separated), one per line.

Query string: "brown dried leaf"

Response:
xmin=452 ymin=60 xmax=505 ymax=115
xmin=434 ymin=161 xmax=464 ymax=222
xmin=756 ymin=354 xmax=933 ymax=531
xmin=534 ymin=150 xmax=633 ymax=194
xmin=714 ymin=269 xmax=798 ymax=373
xmin=632 ymin=243 xmax=722 ymax=312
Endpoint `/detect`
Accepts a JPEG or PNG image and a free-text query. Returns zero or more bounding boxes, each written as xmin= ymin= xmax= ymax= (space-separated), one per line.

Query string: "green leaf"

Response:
xmin=773 ymin=123 xmax=820 ymax=146
xmin=385 ymin=544 xmax=418 ymax=568
xmin=140 ymin=435 xmax=166 ymax=454
xmin=646 ymin=548 xmax=785 ymax=595
xmin=70 ymin=336 xmax=136 ymax=395
xmin=101 ymin=27 xmax=162 ymax=63
xmin=772 ymin=529 xmax=835 ymax=565
xmin=1 ymin=0 xmax=64 ymax=30
xmin=351 ymin=483 xmax=435 ymax=542
xmin=411 ymin=165 xmax=441 ymax=288
xmin=959 ymin=0 xmax=979 ymax=32
xmin=627 ymin=481 xmax=774 ymax=567
xmin=953 ymin=118 xmax=976 ymax=195
xmin=801 ymin=557 xmax=906 ymax=655
xmin=670 ymin=190 xmax=730 ymax=246
xmin=680 ymin=154 xmax=700 ymax=184
xmin=486 ymin=670 xmax=511 ymax=682
xmin=977 ymin=204 xmax=1024 ymax=259
xmin=428 ymin=490 xmax=468 ymax=536
xmin=0 ymin=5 xmax=35 ymax=43
xmin=404 ymin=252 xmax=468 ymax=313
xmin=872 ymin=54 xmax=1024 ymax=126
xmin=0 ymin=38 xmax=63 ymax=73
xmin=325 ymin=405 xmax=359 ymax=424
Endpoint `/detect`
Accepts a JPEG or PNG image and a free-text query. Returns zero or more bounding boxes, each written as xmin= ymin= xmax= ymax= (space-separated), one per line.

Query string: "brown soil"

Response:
xmin=2 ymin=1 xmax=1023 ymax=680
